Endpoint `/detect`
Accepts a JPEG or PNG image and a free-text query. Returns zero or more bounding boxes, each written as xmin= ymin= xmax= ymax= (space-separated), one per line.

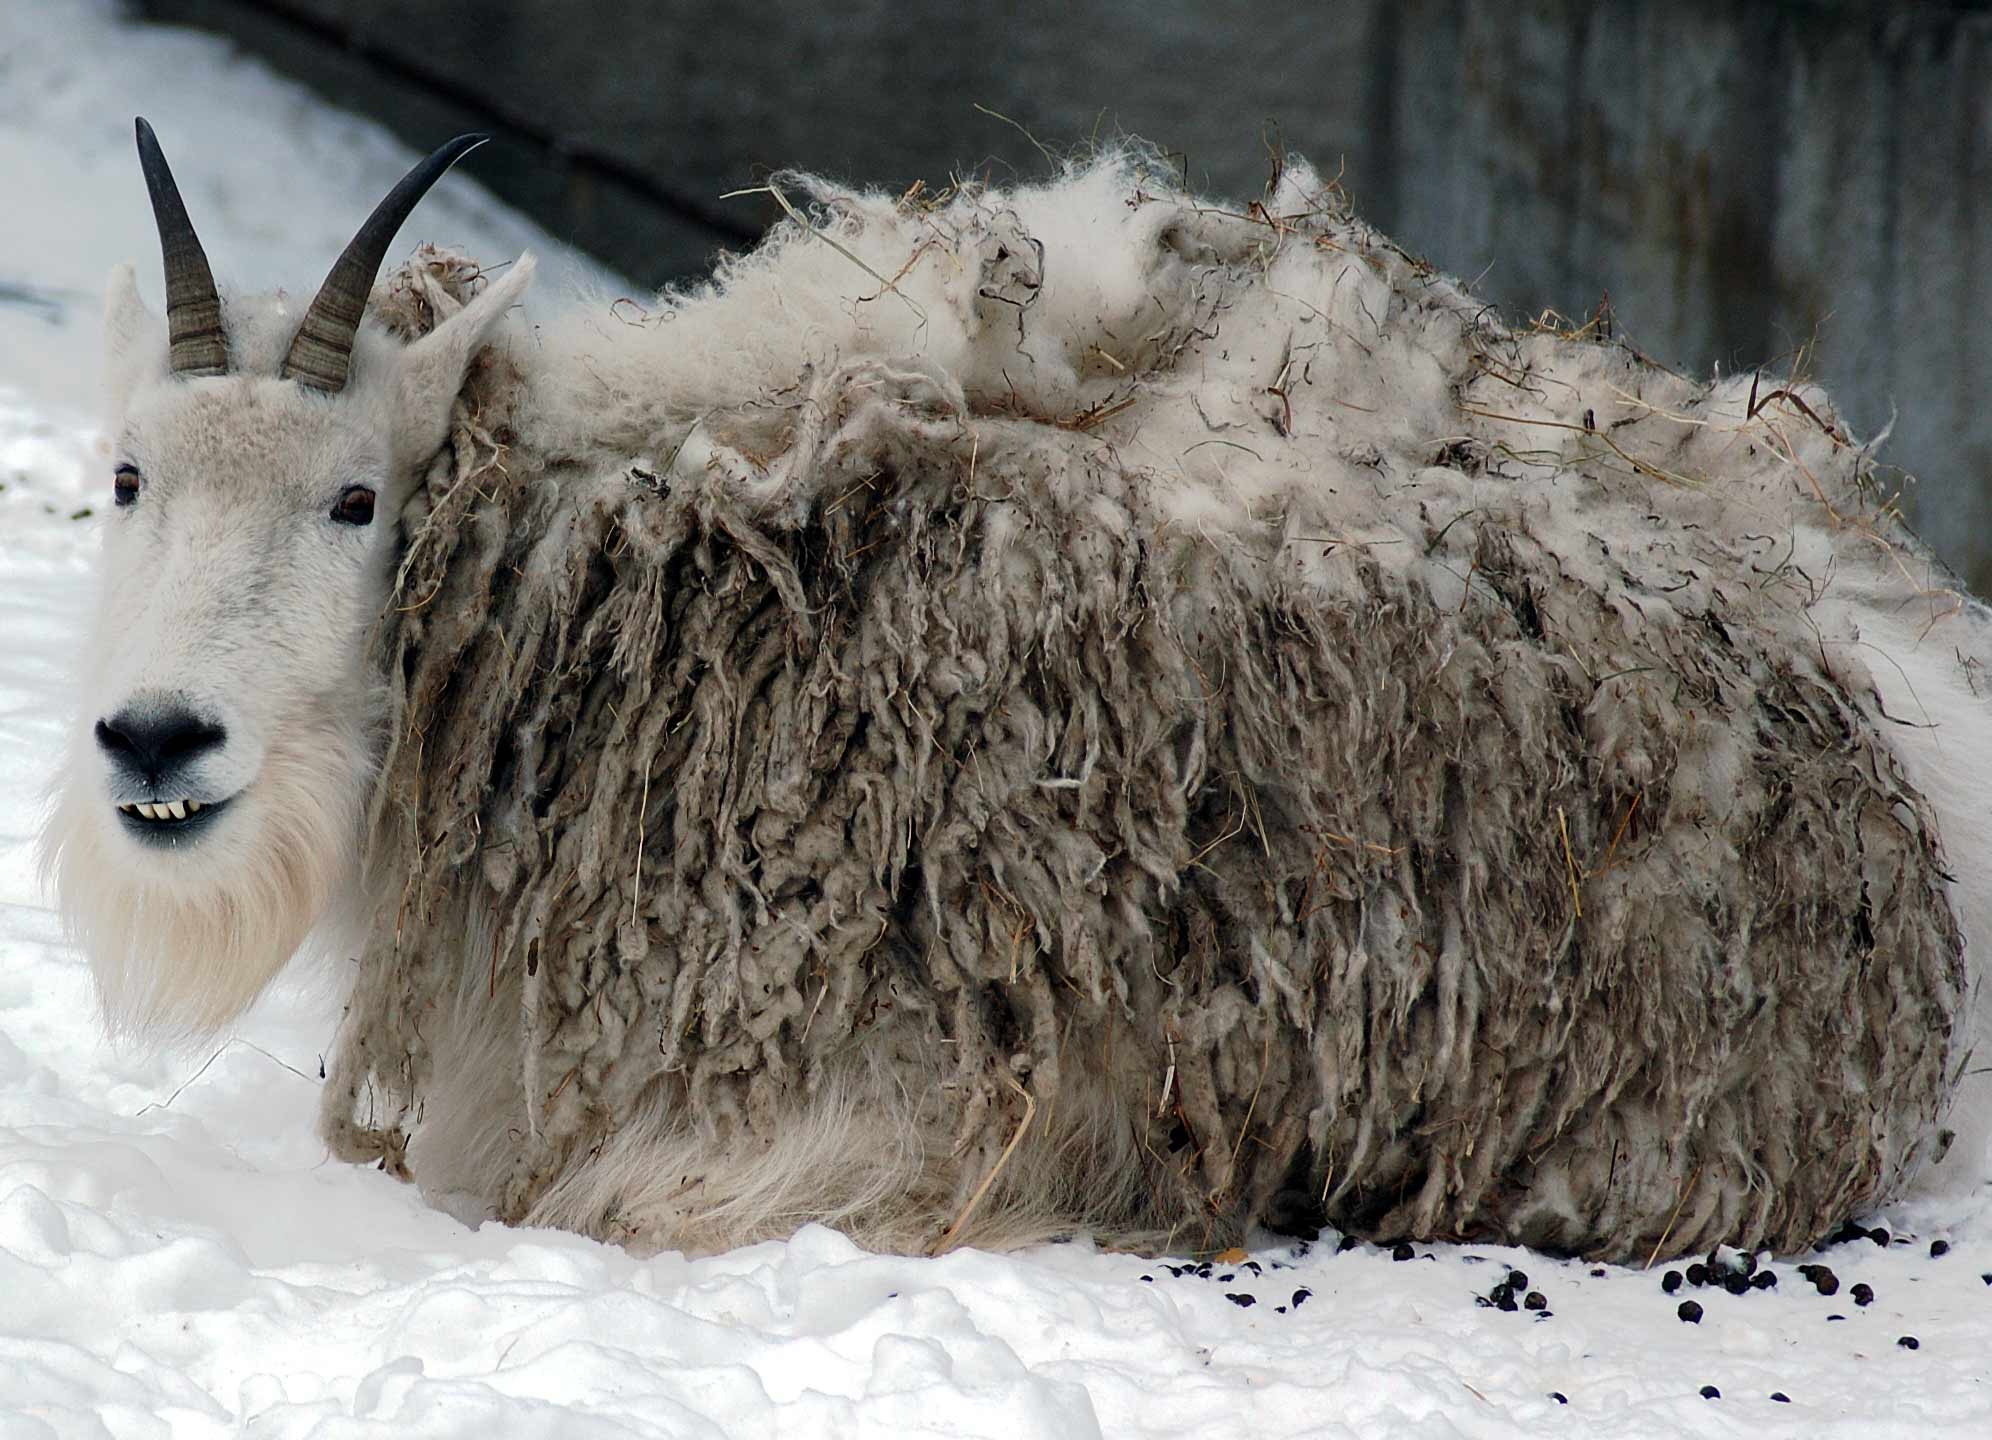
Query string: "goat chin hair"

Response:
xmin=44 ymin=722 xmax=367 ymax=1043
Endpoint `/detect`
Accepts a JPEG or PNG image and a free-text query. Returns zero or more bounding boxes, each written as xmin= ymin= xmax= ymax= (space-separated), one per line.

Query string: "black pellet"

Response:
xmin=1337 ymin=1236 xmax=1359 ymax=1253
xmin=1274 ymin=1305 xmax=1287 ymax=1314
xmin=1590 ymin=1267 xmax=1607 ymax=1278
xmin=1524 ymin=1291 xmax=1547 ymax=1311
xmin=1662 ymin=1270 xmax=1683 ymax=1294
xmin=1700 ymin=1385 xmax=1720 ymax=1399
xmin=1244 ymin=1261 xmax=1263 ymax=1275
xmin=1291 ymin=1287 xmax=1312 ymax=1308
xmin=1898 ymin=1335 xmax=1920 ymax=1350
xmin=1770 ymin=1392 xmax=1790 ymax=1403
xmin=1851 ymin=1283 xmax=1874 ymax=1307
xmin=1869 ymin=1228 xmax=1892 ymax=1247
xmin=1724 ymin=1272 xmax=1751 ymax=1296
xmin=1217 ymin=1273 xmax=1235 ymax=1283
xmin=1550 ymin=1392 xmax=1568 ymax=1405
xmin=1677 ymin=1300 xmax=1703 ymax=1324
xmin=1226 ymin=1293 xmax=1255 ymax=1308
xmin=1982 ymin=1273 xmax=1992 ymax=1286
xmin=1751 ymin=1271 xmax=1776 ymax=1291
xmin=1809 ymin=1267 xmax=1839 ymax=1296
xmin=1507 ymin=1269 xmax=1529 ymax=1291
xmin=1392 ymin=1242 xmax=1416 ymax=1262
xmin=1930 ymin=1240 xmax=1950 ymax=1258
xmin=1496 ymin=1290 xmax=1518 ymax=1313
xmin=1686 ymin=1263 xmax=1709 ymax=1287
xmin=1140 ymin=1274 xmax=1154 ymax=1283
xmin=1827 ymin=1314 xmax=1846 ymax=1321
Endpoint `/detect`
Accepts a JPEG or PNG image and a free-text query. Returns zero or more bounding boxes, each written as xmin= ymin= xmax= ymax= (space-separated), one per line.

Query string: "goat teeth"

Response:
xmin=166 ymin=800 xmax=188 ymax=820
xmin=134 ymin=802 xmax=157 ymax=820
xmin=186 ymin=800 xmax=202 ymax=814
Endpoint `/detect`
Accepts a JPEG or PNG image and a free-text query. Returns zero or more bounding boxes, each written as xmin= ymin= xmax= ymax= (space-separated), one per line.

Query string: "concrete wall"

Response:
xmin=142 ymin=0 xmax=1992 ymax=588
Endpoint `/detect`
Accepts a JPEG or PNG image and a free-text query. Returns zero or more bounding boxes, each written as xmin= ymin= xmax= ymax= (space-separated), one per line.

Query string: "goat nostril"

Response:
xmin=97 ymin=704 xmax=227 ymax=777
xmin=157 ymin=720 xmax=227 ymax=762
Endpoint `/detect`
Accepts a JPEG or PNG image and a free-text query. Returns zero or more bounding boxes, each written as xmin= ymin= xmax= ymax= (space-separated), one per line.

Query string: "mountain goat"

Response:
xmin=45 ymin=119 xmax=1992 ymax=1262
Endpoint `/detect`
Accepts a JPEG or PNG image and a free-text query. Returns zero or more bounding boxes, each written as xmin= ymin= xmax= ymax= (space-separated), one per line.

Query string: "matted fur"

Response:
xmin=304 ymin=153 xmax=1982 ymax=1262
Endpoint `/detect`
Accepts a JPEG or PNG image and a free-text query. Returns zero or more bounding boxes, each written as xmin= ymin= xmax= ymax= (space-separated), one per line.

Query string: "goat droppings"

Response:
xmin=1677 ymin=1300 xmax=1703 ymax=1324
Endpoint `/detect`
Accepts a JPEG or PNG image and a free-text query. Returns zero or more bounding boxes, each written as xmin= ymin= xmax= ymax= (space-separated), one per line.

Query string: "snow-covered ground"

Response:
xmin=2 ymin=3 xmax=1989 ymax=1435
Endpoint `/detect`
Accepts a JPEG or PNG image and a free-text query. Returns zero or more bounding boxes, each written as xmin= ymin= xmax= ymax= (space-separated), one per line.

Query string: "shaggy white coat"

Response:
xmin=50 ymin=153 xmax=1992 ymax=1261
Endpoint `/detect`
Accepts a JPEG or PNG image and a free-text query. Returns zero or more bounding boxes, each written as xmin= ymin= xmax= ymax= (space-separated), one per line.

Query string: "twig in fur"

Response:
xmin=1592 ymin=793 xmax=1642 ymax=878
xmin=1556 ymin=805 xmax=1584 ymax=919
xmin=932 ymin=1077 xmax=1039 ymax=1256
xmin=972 ymin=102 xmax=1060 ymax=172
xmin=1459 ymin=404 xmax=1704 ymax=491
xmin=631 ymin=761 xmax=652 ymax=930
xmin=1221 ymin=1027 xmax=1277 ymax=1203
xmin=1643 ymin=1161 xmax=1704 ymax=1270
xmin=722 ymin=180 xmax=927 ymax=326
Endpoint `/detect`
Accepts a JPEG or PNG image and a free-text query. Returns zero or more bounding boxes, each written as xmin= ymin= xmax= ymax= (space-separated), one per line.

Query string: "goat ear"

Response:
xmin=393 ymin=253 xmax=536 ymax=463
xmin=104 ymin=263 xmax=167 ymax=420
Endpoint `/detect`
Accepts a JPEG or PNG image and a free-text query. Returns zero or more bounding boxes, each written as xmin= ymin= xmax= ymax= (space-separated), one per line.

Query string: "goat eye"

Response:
xmin=113 ymin=465 xmax=141 ymax=506
xmin=332 ymin=486 xmax=376 ymax=526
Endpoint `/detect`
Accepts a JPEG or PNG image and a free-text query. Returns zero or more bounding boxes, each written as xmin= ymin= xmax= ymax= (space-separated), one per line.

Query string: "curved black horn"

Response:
xmin=134 ymin=118 xmax=228 ymax=378
xmin=281 ymin=134 xmax=490 ymax=393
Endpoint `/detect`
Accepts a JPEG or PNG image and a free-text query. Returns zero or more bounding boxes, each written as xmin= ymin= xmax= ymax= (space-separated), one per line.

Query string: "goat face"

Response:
xmin=43 ymin=121 xmax=532 ymax=1039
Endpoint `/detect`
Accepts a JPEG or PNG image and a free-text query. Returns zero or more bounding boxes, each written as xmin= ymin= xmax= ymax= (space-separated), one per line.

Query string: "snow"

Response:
xmin=1 ymin=3 xmax=1989 ymax=1435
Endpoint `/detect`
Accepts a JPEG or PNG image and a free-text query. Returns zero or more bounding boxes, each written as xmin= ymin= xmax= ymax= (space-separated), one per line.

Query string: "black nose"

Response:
xmin=95 ymin=703 xmax=227 ymax=787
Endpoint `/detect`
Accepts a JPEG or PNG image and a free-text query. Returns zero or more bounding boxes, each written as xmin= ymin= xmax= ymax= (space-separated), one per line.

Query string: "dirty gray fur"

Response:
xmin=321 ymin=161 xmax=1965 ymax=1263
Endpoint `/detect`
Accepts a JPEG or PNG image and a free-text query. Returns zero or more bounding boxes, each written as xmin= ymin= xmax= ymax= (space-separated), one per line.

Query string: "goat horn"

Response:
xmin=134 ymin=118 xmax=228 ymax=378
xmin=281 ymin=134 xmax=490 ymax=393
